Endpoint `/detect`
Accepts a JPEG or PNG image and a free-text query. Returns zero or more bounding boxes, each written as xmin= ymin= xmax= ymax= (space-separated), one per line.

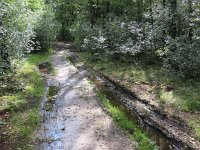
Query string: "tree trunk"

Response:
xmin=188 ymin=0 xmax=193 ymax=42
xmin=102 ymin=0 xmax=110 ymax=28
xmin=163 ymin=0 xmax=166 ymax=7
xmin=89 ymin=0 xmax=95 ymax=28
xmin=0 ymin=44 xmax=10 ymax=74
xmin=169 ymin=0 xmax=177 ymax=39
xmin=106 ymin=0 xmax=110 ymax=15
xmin=96 ymin=0 xmax=100 ymax=19
xmin=136 ymin=0 xmax=143 ymax=22
xmin=150 ymin=0 xmax=154 ymax=26
xmin=149 ymin=0 xmax=154 ymax=51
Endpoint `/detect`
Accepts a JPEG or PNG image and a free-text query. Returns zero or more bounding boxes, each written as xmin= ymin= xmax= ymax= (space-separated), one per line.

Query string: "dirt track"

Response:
xmin=36 ymin=49 xmax=134 ymax=150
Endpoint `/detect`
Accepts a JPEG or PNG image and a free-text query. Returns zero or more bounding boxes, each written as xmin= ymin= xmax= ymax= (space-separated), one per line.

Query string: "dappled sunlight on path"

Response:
xmin=36 ymin=50 xmax=134 ymax=150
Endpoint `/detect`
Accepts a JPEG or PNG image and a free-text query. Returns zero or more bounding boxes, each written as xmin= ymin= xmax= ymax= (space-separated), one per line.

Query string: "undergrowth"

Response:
xmin=77 ymin=51 xmax=200 ymax=141
xmin=0 ymin=51 xmax=50 ymax=149
xmin=96 ymin=91 xmax=157 ymax=150
xmin=77 ymin=51 xmax=200 ymax=112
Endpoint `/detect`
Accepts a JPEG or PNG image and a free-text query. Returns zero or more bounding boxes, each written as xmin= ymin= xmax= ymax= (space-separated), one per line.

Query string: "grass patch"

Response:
xmin=96 ymin=91 xmax=157 ymax=150
xmin=188 ymin=117 xmax=200 ymax=141
xmin=8 ymin=108 xmax=40 ymax=149
xmin=77 ymin=51 xmax=200 ymax=141
xmin=77 ymin=51 xmax=200 ymax=112
xmin=66 ymin=57 xmax=73 ymax=64
xmin=0 ymin=51 xmax=50 ymax=149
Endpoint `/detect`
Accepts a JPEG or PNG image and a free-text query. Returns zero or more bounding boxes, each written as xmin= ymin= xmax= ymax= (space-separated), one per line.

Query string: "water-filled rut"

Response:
xmin=84 ymin=71 xmax=200 ymax=150
xmin=35 ymin=42 xmax=200 ymax=150
xmin=67 ymin=48 xmax=200 ymax=150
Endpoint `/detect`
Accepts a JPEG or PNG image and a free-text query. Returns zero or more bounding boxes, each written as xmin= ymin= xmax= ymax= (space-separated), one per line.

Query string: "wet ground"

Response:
xmin=36 ymin=50 xmax=134 ymax=150
xmin=69 ymin=49 xmax=200 ymax=149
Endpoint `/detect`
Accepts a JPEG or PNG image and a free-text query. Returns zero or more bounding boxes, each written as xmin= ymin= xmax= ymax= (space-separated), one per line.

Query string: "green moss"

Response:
xmin=66 ymin=57 xmax=73 ymax=64
xmin=196 ymin=128 xmax=200 ymax=141
xmin=96 ymin=91 xmax=157 ymax=150
xmin=44 ymin=86 xmax=59 ymax=112
xmin=47 ymin=86 xmax=59 ymax=102
xmin=45 ymin=102 xmax=54 ymax=111
xmin=0 ymin=96 xmax=24 ymax=112
xmin=27 ymin=51 xmax=51 ymax=65
xmin=48 ymin=86 xmax=59 ymax=97
xmin=0 ymin=51 xmax=51 ymax=149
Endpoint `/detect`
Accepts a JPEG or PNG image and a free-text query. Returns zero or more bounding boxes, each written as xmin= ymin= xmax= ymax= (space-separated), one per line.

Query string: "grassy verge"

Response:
xmin=0 ymin=51 xmax=51 ymax=150
xmin=96 ymin=91 xmax=157 ymax=150
xmin=76 ymin=51 xmax=200 ymax=141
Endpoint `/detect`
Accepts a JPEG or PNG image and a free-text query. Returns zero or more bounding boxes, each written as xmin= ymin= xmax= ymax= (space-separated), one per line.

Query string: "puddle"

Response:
xmin=36 ymin=67 xmax=63 ymax=149
xmin=38 ymin=62 xmax=53 ymax=74
xmin=47 ymin=86 xmax=59 ymax=100
xmin=44 ymin=86 xmax=59 ymax=111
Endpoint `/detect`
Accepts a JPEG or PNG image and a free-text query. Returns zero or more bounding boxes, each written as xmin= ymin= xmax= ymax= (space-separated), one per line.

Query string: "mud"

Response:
xmin=38 ymin=62 xmax=53 ymax=74
xmin=36 ymin=42 xmax=200 ymax=150
xmin=76 ymin=67 xmax=200 ymax=150
xmin=96 ymin=74 xmax=200 ymax=150
xmin=36 ymin=50 xmax=134 ymax=150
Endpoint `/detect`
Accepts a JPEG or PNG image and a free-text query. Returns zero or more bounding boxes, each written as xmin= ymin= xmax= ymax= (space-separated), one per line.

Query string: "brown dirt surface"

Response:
xmin=36 ymin=49 xmax=134 ymax=150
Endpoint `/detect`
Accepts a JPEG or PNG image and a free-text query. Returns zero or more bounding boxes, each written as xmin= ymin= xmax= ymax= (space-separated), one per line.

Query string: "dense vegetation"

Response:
xmin=0 ymin=0 xmax=59 ymax=93
xmin=0 ymin=0 xmax=56 ymax=149
xmin=1 ymin=0 xmax=200 ymax=81
xmin=59 ymin=0 xmax=200 ymax=78
xmin=52 ymin=0 xmax=200 ymax=142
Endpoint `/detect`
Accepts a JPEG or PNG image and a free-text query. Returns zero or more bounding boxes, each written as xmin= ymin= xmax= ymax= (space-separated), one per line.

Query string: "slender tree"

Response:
xmin=169 ymin=0 xmax=177 ymax=39
xmin=188 ymin=0 xmax=193 ymax=41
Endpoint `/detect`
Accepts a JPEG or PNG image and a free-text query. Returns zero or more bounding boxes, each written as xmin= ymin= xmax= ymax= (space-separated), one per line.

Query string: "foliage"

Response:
xmin=66 ymin=0 xmax=200 ymax=78
xmin=0 ymin=0 xmax=58 ymax=93
xmin=82 ymin=25 xmax=106 ymax=53
xmin=78 ymin=51 xmax=200 ymax=113
xmin=0 ymin=52 xmax=50 ymax=149
xmin=70 ymin=22 xmax=91 ymax=50
xmin=49 ymin=0 xmax=80 ymax=41
xmin=164 ymin=34 xmax=200 ymax=78
xmin=96 ymin=91 xmax=157 ymax=150
xmin=0 ymin=0 xmax=35 ymax=74
xmin=34 ymin=6 xmax=60 ymax=51
xmin=79 ymin=18 xmax=150 ymax=56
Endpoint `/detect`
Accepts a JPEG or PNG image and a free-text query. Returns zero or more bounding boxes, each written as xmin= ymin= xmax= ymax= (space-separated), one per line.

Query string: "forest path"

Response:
xmin=36 ymin=46 xmax=134 ymax=150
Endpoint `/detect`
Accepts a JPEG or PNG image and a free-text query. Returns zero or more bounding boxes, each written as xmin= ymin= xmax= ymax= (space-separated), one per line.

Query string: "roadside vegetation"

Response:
xmin=96 ymin=91 xmax=157 ymax=150
xmin=77 ymin=51 xmax=200 ymax=141
xmin=59 ymin=1 xmax=200 ymax=142
xmin=0 ymin=0 xmax=57 ymax=149
xmin=78 ymin=51 xmax=200 ymax=113
xmin=1 ymin=0 xmax=200 ymax=149
xmin=0 ymin=52 xmax=50 ymax=149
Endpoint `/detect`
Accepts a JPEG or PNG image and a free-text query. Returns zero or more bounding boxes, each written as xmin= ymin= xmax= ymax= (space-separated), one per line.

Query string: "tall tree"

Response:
xmin=136 ymin=0 xmax=143 ymax=22
xmin=188 ymin=0 xmax=193 ymax=41
xmin=169 ymin=0 xmax=177 ymax=39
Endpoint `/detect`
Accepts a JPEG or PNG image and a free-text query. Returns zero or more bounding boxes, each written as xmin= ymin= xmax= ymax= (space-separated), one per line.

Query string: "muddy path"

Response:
xmin=36 ymin=49 xmax=134 ymax=150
